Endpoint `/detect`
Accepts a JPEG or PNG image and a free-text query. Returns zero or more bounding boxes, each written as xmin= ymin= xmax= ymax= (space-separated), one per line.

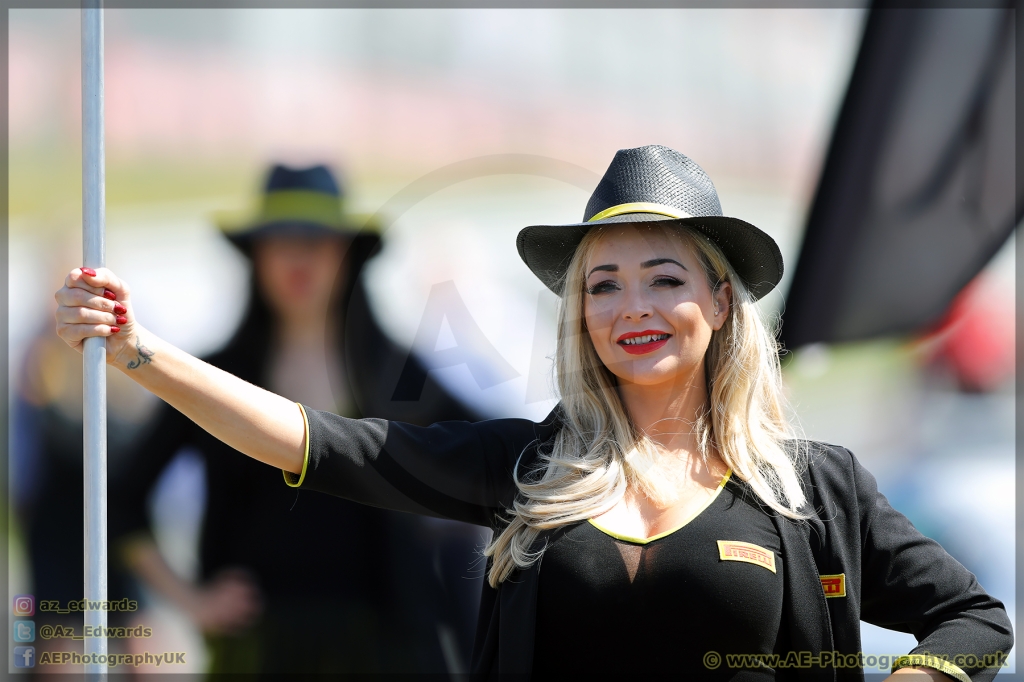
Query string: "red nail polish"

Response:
xmin=110 ymin=326 xmax=121 ymax=334
xmin=115 ymin=315 xmax=128 ymax=325
xmin=81 ymin=267 xmax=97 ymax=277
xmin=113 ymin=304 xmax=127 ymax=315
xmin=103 ymin=289 xmax=117 ymax=301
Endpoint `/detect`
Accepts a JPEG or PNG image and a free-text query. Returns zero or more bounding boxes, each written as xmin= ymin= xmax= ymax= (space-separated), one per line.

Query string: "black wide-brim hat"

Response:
xmin=217 ymin=163 xmax=378 ymax=256
xmin=516 ymin=145 xmax=783 ymax=300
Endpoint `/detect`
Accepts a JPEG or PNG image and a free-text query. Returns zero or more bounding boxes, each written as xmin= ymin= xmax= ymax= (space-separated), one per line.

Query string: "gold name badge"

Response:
xmin=819 ymin=573 xmax=846 ymax=598
xmin=717 ymin=540 xmax=777 ymax=573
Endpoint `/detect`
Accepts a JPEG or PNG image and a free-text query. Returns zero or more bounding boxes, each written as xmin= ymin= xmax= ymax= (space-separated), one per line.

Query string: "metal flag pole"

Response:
xmin=82 ymin=0 xmax=108 ymax=675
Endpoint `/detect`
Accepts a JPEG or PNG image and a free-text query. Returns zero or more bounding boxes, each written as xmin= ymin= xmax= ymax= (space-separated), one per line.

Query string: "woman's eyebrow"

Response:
xmin=641 ymin=257 xmax=687 ymax=271
xmin=588 ymin=264 xmax=618 ymax=276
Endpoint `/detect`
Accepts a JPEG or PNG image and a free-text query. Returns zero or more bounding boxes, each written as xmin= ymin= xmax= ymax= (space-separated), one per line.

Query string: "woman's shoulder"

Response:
xmin=346 ymin=402 xmax=564 ymax=462
xmin=452 ymin=402 xmax=564 ymax=450
xmin=783 ymin=438 xmax=856 ymax=469
xmin=781 ymin=438 xmax=883 ymax=508
xmin=462 ymin=402 xmax=563 ymax=431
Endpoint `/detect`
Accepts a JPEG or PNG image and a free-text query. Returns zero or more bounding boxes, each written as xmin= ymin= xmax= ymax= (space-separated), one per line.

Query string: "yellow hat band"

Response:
xmin=216 ymin=189 xmax=381 ymax=238
xmin=587 ymin=202 xmax=693 ymax=223
xmin=260 ymin=190 xmax=345 ymax=226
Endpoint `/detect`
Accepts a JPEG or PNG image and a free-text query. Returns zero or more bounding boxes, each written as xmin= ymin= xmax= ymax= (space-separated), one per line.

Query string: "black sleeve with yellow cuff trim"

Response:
xmin=284 ymin=403 xmax=561 ymax=528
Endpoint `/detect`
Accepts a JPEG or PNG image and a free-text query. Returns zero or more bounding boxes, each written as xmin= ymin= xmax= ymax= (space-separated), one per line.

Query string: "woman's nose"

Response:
xmin=621 ymin=286 xmax=653 ymax=320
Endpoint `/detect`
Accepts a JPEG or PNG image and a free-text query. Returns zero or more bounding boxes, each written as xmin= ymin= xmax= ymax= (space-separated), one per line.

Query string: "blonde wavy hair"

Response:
xmin=483 ymin=222 xmax=809 ymax=587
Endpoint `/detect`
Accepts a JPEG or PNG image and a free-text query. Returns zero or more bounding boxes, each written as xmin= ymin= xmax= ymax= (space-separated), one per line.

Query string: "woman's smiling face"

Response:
xmin=583 ymin=224 xmax=731 ymax=387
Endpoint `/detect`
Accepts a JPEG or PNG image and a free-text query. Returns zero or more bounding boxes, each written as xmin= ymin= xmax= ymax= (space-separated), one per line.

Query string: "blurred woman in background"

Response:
xmin=109 ymin=164 xmax=486 ymax=675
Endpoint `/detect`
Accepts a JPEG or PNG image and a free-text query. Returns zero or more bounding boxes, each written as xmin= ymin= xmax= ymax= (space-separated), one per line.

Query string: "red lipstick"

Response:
xmin=616 ymin=329 xmax=672 ymax=356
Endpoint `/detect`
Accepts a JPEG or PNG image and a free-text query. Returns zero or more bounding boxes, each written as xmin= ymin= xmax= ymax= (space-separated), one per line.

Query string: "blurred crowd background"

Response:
xmin=7 ymin=7 xmax=1015 ymax=677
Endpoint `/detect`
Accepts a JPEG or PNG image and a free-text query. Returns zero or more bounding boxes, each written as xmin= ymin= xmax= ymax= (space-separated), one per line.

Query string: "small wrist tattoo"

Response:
xmin=126 ymin=336 xmax=155 ymax=370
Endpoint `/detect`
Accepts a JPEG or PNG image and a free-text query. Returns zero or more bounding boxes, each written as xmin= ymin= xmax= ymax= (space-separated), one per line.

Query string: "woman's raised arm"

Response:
xmin=54 ymin=266 xmax=305 ymax=475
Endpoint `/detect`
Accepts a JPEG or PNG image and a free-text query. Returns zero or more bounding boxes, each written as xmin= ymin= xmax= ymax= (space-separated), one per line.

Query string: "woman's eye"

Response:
xmin=651 ymin=277 xmax=683 ymax=288
xmin=586 ymin=280 xmax=618 ymax=295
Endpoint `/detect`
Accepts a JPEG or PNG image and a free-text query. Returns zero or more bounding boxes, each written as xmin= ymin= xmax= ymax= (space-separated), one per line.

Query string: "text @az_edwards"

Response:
xmin=40 ymin=624 xmax=153 ymax=640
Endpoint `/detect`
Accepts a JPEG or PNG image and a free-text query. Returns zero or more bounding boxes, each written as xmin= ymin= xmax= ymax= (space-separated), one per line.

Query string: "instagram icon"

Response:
xmin=12 ymin=595 xmax=34 ymax=617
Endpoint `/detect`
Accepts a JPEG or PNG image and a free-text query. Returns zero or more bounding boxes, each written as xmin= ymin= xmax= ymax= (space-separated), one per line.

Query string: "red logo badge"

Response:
xmin=717 ymin=540 xmax=777 ymax=573
xmin=820 ymin=574 xmax=846 ymax=598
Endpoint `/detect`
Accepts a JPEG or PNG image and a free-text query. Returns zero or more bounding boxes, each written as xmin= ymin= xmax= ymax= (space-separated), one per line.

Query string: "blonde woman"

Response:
xmin=55 ymin=146 xmax=1011 ymax=681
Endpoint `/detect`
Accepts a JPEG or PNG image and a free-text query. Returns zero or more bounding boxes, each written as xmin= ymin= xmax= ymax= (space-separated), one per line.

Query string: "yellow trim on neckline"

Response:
xmin=282 ymin=403 xmax=310 ymax=488
xmin=588 ymin=469 xmax=733 ymax=545
xmin=587 ymin=202 xmax=694 ymax=223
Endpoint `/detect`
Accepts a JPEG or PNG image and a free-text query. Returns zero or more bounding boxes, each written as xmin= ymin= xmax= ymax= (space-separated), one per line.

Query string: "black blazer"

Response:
xmin=285 ymin=404 xmax=1013 ymax=682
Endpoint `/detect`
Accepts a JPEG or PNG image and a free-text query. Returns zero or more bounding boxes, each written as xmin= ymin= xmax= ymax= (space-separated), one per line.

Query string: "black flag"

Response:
xmin=780 ymin=5 xmax=1018 ymax=349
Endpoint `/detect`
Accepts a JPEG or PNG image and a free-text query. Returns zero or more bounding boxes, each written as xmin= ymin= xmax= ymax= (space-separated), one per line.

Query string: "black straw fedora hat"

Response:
xmin=217 ymin=164 xmax=377 ymax=254
xmin=516 ymin=145 xmax=783 ymax=300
